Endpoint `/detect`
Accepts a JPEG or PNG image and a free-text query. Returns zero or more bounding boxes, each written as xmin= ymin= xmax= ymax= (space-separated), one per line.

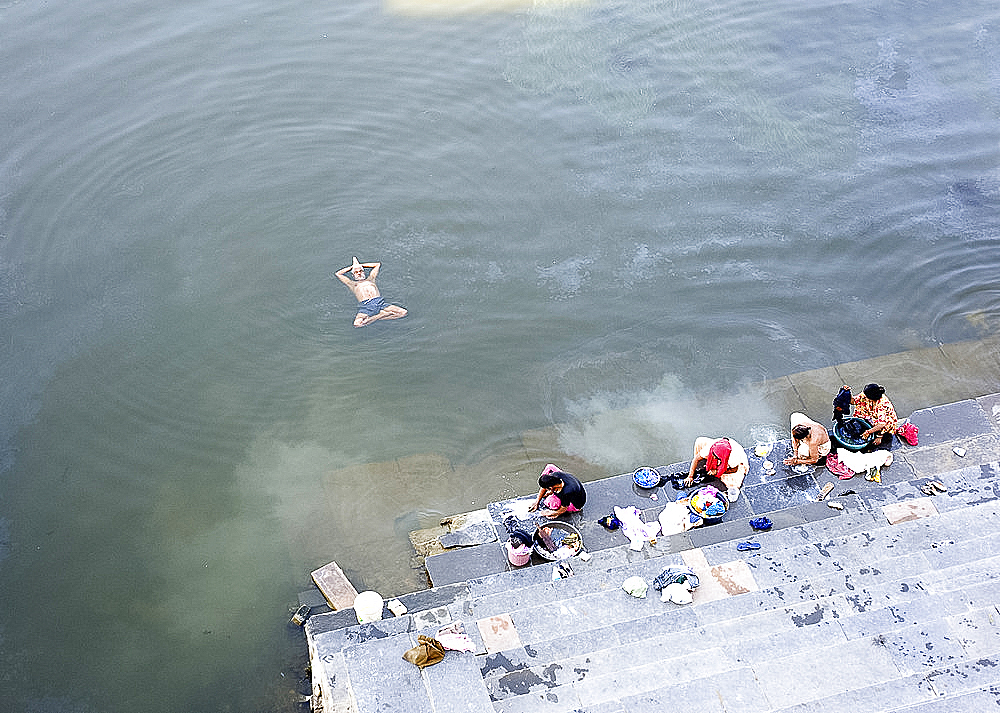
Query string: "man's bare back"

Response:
xmin=335 ymin=257 xmax=408 ymax=327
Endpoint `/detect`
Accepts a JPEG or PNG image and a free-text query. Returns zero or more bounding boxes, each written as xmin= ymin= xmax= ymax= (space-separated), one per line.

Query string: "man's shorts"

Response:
xmin=358 ymin=297 xmax=389 ymax=316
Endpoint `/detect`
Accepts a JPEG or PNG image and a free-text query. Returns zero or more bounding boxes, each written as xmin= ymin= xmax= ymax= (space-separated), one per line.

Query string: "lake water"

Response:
xmin=2 ymin=0 xmax=999 ymax=710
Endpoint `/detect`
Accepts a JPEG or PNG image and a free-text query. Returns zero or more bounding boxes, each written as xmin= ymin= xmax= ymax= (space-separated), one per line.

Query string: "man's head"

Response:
xmin=792 ymin=424 xmax=811 ymax=440
xmin=351 ymin=257 xmax=365 ymax=279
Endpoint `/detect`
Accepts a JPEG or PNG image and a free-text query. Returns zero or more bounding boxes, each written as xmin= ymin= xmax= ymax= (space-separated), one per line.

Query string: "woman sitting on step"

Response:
xmin=528 ymin=464 xmax=587 ymax=519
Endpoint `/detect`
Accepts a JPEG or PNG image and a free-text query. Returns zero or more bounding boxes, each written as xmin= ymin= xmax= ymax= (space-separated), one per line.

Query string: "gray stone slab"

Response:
xmin=879 ymin=618 xmax=969 ymax=674
xmin=837 ymin=592 xmax=972 ymax=641
xmin=728 ymin=618 xmax=848 ymax=665
xmin=977 ymin=392 xmax=1000 ymax=431
xmin=426 ymin=542 xmax=507 ymax=587
xmin=423 ymin=651 xmax=494 ymax=713
xmin=910 ymin=400 xmax=996 ymax=444
xmin=310 ymin=613 xmax=416 ymax=656
xmin=574 ymin=646 xmax=740 ymax=708
xmin=926 ymin=653 xmax=1000 ymax=696
xmin=946 ymin=606 xmax=1000 ymax=658
xmin=892 ymin=687 xmax=1000 ymax=713
xmin=900 ymin=434 xmax=1000 ymax=479
xmin=769 ymin=671 xmax=935 ymax=713
xmin=509 ymin=587 xmax=662 ymax=646
xmin=342 ymin=633 xmax=433 ymax=713
xmin=439 ymin=521 xmax=498 ymax=548
xmin=752 ymin=635 xmax=901 ymax=708
xmin=617 ymin=665 xmax=770 ymax=713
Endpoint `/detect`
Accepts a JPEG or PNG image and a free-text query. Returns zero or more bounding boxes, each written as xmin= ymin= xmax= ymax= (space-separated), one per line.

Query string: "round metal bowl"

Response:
xmin=632 ymin=466 xmax=661 ymax=489
xmin=833 ymin=417 xmax=874 ymax=452
xmin=532 ymin=522 xmax=583 ymax=561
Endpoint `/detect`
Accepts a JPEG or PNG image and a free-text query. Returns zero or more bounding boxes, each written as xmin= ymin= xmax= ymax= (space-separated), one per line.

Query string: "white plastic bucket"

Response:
xmin=354 ymin=591 xmax=383 ymax=624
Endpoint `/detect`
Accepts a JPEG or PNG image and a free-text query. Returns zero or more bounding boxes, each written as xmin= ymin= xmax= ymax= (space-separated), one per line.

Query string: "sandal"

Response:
xmin=749 ymin=517 xmax=773 ymax=531
xmin=931 ymin=480 xmax=948 ymax=493
xmin=737 ymin=542 xmax=761 ymax=551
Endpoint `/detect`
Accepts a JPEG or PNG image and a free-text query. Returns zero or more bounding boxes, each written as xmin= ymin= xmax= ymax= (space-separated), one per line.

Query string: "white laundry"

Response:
xmin=837 ymin=449 xmax=893 ymax=473
xmin=614 ymin=506 xmax=662 ymax=551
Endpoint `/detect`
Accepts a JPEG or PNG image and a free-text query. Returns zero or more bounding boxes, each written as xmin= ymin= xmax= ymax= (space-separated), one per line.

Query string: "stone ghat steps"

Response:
xmin=306 ymin=465 xmax=1000 ymax=713
xmin=476 ymin=499 xmax=1000 ymax=712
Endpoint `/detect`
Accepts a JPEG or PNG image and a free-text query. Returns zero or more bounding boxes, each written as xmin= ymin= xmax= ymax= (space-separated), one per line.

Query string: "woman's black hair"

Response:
xmin=863 ymin=383 xmax=885 ymax=400
xmin=792 ymin=424 xmax=811 ymax=440
xmin=538 ymin=473 xmax=564 ymax=487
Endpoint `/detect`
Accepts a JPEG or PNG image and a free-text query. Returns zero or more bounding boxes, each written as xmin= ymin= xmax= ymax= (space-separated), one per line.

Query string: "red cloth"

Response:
xmin=706 ymin=439 xmax=732 ymax=476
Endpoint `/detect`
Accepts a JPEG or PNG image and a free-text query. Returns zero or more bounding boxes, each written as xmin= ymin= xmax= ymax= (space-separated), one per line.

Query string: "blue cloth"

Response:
xmin=358 ymin=296 xmax=389 ymax=316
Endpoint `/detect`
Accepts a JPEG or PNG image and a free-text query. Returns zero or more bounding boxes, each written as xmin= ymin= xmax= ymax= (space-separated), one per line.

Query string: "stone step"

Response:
xmin=309 ymin=462 xmax=1000 ymax=713
xmin=470 ymin=501 xmax=999 ymax=711
xmin=461 ymin=494 xmax=998 ymax=628
xmin=769 ymin=654 xmax=1000 ymax=713
xmin=331 ymin=628 xmax=494 ymax=713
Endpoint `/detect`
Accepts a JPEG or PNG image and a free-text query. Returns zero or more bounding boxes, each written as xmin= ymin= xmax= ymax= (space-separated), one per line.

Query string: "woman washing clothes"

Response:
xmin=528 ymin=464 xmax=587 ymax=518
xmin=684 ymin=437 xmax=749 ymax=502
xmin=847 ymin=383 xmax=898 ymax=451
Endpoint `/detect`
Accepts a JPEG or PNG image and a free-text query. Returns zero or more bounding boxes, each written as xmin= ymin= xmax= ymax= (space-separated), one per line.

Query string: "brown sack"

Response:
xmin=402 ymin=635 xmax=446 ymax=668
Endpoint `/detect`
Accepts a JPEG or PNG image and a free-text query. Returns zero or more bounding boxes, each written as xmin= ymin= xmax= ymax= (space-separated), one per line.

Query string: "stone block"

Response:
xmin=574 ymin=646 xmax=740 ymax=708
xmin=477 ymin=613 xmax=522 ymax=654
xmin=425 ymin=543 xmax=507 ymax=587
xmin=879 ymin=618 xmax=969 ymax=674
xmin=883 ymin=498 xmax=939 ymax=524
xmin=765 ymin=672 xmax=935 ymax=713
xmin=423 ymin=651 xmax=494 ymax=713
xmin=616 ymin=665 xmax=769 ymax=713
xmin=311 ymin=560 xmax=361 ymax=611
xmin=946 ymin=606 xmax=1000 ymax=658
xmin=910 ymin=400 xmax=995 ymax=444
xmin=752 ymin=635 xmax=900 ymax=707
xmin=343 ymin=633 xmax=433 ymax=713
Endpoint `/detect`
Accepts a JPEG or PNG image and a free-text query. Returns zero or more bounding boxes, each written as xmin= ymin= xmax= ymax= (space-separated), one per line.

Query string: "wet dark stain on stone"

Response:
xmin=481 ymin=652 xmax=527 ymax=676
xmin=525 ymin=644 xmax=538 ymax=658
xmin=791 ymin=604 xmax=825 ymax=627
xmin=814 ymin=543 xmax=831 ymax=558
xmin=573 ymin=666 xmax=588 ymax=681
xmin=498 ymin=668 xmax=549 ymax=695
xmin=541 ymin=663 xmax=562 ymax=685
xmin=900 ymin=583 xmax=910 ymax=592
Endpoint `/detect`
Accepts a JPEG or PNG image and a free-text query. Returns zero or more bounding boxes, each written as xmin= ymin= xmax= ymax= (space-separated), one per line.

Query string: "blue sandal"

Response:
xmin=737 ymin=542 xmax=761 ymax=551
xmin=749 ymin=517 xmax=773 ymax=531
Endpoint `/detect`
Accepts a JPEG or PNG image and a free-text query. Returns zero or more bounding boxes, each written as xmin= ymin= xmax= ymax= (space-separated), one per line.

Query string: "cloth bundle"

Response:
xmin=402 ymin=636 xmax=446 ymax=668
xmin=613 ymin=506 xmax=662 ymax=551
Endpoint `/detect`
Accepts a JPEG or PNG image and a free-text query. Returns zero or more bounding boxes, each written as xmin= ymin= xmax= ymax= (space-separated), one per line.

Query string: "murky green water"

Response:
xmin=2 ymin=0 xmax=1000 ymax=710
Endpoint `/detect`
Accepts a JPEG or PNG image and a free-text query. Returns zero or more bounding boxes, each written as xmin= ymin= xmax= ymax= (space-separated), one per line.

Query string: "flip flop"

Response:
xmin=920 ymin=483 xmax=936 ymax=496
xmin=737 ymin=541 xmax=761 ymax=551
xmin=931 ymin=480 xmax=948 ymax=493
xmin=749 ymin=517 xmax=773 ymax=531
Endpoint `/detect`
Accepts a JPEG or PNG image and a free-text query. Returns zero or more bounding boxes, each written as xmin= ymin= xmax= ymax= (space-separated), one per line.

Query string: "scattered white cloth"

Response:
xmin=614 ymin=506 xmax=661 ymax=550
xmin=661 ymin=582 xmax=693 ymax=605
xmin=436 ymin=633 xmax=476 ymax=652
xmin=837 ymin=449 xmax=893 ymax=473
xmin=658 ymin=500 xmax=692 ymax=536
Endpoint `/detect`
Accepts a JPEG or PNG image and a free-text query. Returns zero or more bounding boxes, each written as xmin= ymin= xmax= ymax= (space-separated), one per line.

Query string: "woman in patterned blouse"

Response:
xmin=847 ymin=383 xmax=898 ymax=449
